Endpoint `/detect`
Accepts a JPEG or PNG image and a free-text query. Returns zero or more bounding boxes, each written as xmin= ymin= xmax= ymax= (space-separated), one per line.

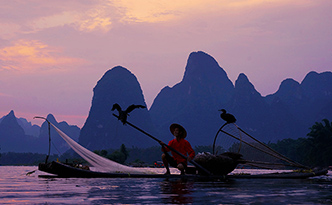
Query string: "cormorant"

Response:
xmin=112 ymin=103 xmax=146 ymax=124
xmin=219 ymin=109 xmax=236 ymax=124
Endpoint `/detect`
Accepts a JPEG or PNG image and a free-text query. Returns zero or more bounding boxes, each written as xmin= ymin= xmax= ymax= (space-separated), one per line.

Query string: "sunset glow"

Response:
xmin=0 ymin=0 xmax=331 ymax=127
xmin=0 ymin=40 xmax=85 ymax=71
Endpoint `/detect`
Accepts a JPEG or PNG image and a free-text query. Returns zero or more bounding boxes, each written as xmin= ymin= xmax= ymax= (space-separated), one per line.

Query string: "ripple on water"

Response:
xmin=0 ymin=167 xmax=331 ymax=204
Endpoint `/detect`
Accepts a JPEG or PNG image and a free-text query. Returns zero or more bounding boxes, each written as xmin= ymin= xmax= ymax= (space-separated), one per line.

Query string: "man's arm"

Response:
xmin=185 ymin=141 xmax=195 ymax=160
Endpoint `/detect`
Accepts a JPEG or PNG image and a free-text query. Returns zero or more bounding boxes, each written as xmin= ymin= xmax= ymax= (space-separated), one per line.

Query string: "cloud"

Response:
xmin=0 ymin=92 xmax=13 ymax=97
xmin=29 ymin=11 xmax=78 ymax=31
xmin=0 ymin=23 xmax=21 ymax=39
xmin=0 ymin=0 xmax=331 ymax=126
xmin=0 ymin=39 xmax=85 ymax=72
xmin=115 ymin=0 xmax=294 ymax=23
xmin=30 ymin=8 xmax=114 ymax=33
xmin=0 ymin=1 xmax=116 ymax=38
xmin=76 ymin=7 xmax=113 ymax=32
xmin=0 ymin=0 xmax=319 ymax=38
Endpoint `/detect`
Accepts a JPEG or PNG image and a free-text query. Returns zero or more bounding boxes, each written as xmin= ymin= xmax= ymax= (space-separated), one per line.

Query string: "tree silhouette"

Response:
xmin=107 ymin=144 xmax=128 ymax=164
xmin=120 ymin=144 xmax=129 ymax=161
xmin=305 ymin=119 xmax=332 ymax=167
xmin=268 ymin=119 xmax=332 ymax=168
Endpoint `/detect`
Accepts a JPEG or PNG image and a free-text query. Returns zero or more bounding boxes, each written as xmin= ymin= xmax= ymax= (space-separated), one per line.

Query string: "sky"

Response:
xmin=0 ymin=0 xmax=331 ymax=128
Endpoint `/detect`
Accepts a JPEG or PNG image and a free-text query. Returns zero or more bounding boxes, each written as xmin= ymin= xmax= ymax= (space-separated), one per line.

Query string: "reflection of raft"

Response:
xmin=194 ymin=152 xmax=242 ymax=175
xmin=228 ymin=167 xmax=329 ymax=179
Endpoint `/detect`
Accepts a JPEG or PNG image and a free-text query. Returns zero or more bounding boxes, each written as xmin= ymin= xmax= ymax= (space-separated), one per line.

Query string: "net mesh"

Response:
xmin=213 ymin=123 xmax=243 ymax=154
xmin=213 ymin=123 xmax=308 ymax=169
xmin=50 ymin=123 xmax=155 ymax=174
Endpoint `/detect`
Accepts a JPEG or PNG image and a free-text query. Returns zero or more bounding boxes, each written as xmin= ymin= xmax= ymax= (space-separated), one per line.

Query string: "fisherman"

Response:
xmin=159 ymin=124 xmax=195 ymax=175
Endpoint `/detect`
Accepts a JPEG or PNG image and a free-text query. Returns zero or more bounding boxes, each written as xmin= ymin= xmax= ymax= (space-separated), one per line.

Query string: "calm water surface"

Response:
xmin=0 ymin=166 xmax=331 ymax=204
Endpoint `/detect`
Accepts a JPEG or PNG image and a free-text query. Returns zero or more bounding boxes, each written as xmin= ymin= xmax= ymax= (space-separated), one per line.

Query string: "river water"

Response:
xmin=0 ymin=166 xmax=331 ymax=204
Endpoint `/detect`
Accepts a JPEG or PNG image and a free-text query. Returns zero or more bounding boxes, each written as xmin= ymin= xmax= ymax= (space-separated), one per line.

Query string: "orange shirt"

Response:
xmin=162 ymin=138 xmax=195 ymax=164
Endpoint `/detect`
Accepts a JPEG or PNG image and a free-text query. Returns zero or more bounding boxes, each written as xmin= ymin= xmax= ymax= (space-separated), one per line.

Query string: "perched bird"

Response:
xmin=112 ymin=103 xmax=146 ymax=124
xmin=219 ymin=109 xmax=236 ymax=124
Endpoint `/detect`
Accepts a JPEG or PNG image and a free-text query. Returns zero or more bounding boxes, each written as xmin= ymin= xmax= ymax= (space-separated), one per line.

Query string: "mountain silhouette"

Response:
xmin=38 ymin=114 xmax=80 ymax=154
xmin=0 ymin=110 xmax=42 ymax=152
xmin=0 ymin=111 xmax=80 ymax=153
xmin=150 ymin=51 xmax=332 ymax=146
xmin=79 ymin=66 xmax=157 ymax=150
xmin=1 ymin=52 xmax=331 ymax=152
xmin=264 ymin=71 xmax=332 ymax=140
xmin=150 ymin=51 xmax=235 ymax=145
xmin=17 ymin=117 xmax=40 ymax=137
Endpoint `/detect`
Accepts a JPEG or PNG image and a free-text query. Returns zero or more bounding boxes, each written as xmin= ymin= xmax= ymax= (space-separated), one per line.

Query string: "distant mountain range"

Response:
xmin=0 ymin=111 xmax=80 ymax=154
xmin=1 ymin=51 xmax=331 ymax=152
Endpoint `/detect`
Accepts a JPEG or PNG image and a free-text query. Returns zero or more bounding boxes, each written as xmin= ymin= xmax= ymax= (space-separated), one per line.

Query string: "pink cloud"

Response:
xmin=0 ymin=39 xmax=86 ymax=72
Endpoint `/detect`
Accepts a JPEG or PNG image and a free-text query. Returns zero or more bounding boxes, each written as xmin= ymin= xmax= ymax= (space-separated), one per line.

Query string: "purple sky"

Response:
xmin=0 ymin=0 xmax=331 ymax=127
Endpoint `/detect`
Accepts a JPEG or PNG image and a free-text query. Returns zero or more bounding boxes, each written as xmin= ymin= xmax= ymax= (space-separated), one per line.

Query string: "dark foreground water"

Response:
xmin=0 ymin=166 xmax=331 ymax=204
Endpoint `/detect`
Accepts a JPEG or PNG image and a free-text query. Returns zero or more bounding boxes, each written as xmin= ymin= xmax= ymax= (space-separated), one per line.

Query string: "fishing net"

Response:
xmin=213 ymin=123 xmax=308 ymax=169
xmin=213 ymin=123 xmax=243 ymax=154
xmin=50 ymin=123 xmax=155 ymax=174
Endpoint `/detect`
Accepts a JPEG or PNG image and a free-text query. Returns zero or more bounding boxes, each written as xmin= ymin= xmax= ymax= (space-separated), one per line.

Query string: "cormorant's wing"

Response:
xmin=125 ymin=104 xmax=146 ymax=113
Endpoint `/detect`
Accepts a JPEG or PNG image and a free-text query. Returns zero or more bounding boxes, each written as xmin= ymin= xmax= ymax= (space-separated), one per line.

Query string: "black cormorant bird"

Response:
xmin=112 ymin=103 xmax=146 ymax=124
xmin=219 ymin=109 xmax=236 ymax=124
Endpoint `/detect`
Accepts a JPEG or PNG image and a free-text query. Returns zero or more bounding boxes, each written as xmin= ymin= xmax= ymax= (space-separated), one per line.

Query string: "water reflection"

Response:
xmin=160 ymin=179 xmax=194 ymax=204
xmin=0 ymin=167 xmax=331 ymax=204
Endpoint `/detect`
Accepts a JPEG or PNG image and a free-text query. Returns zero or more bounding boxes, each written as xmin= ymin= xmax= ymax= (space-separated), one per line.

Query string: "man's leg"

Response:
xmin=177 ymin=163 xmax=186 ymax=175
xmin=161 ymin=153 xmax=170 ymax=174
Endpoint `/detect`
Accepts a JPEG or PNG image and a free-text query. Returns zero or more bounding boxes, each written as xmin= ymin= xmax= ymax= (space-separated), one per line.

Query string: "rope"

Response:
xmin=213 ymin=122 xmax=309 ymax=169
xmin=235 ymin=125 xmax=308 ymax=169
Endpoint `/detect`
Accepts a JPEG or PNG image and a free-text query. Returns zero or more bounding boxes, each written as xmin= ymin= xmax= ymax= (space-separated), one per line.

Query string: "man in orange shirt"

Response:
xmin=160 ymin=124 xmax=195 ymax=175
